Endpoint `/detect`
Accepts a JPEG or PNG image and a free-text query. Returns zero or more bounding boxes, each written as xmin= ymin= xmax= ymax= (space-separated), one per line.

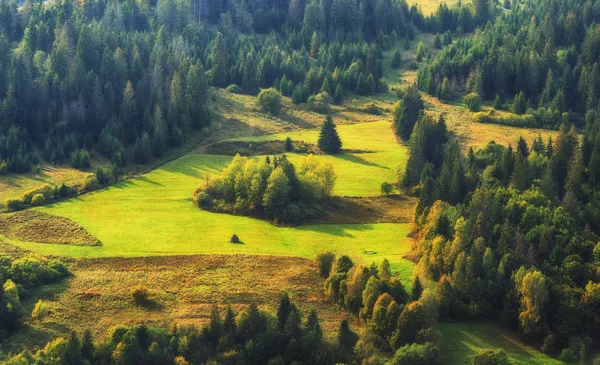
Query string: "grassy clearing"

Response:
xmin=422 ymin=95 xmax=560 ymax=151
xmin=438 ymin=322 xmax=566 ymax=365
xmin=0 ymin=166 xmax=87 ymax=202
xmin=2 ymin=149 xmax=413 ymax=283
xmin=411 ymin=0 xmax=460 ymax=15
xmin=0 ymin=211 xmax=100 ymax=246
xmin=234 ymin=120 xmax=408 ymax=196
xmin=2 ymin=254 xmax=353 ymax=354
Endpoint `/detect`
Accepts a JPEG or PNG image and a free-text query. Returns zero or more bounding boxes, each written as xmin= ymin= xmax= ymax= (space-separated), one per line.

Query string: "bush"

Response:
xmin=363 ymin=102 xmax=382 ymax=115
xmin=226 ymin=84 xmax=243 ymax=94
xmin=307 ymin=92 xmax=332 ymax=114
xmin=130 ymin=286 xmax=150 ymax=306
xmin=464 ymin=92 xmax=482 ymax=112
xmin=31 ymin=300 xmax=51 ymax=321
xmin=381 ymin=182 xmax=394 ymax=196
xmin=471 ymin=349 xmax=511 ymax=365
xmin=21 ymin=184 xmax=53 ymax=204
xmin=30 ymin=193 xmax=46 ymax=206
xmin=315 ymin=252 xmax=335 ymax=278
xmin=9 ymin=255 xmax=69 ymax=288
xmin=257 ymin=88 xmax=282 ymax=115
xmin=71 ymin=149 xmax=91 ymax=170
xmin=0 ymin=161 xmax=7 ymax=174
xmin=472 ymin=112 xmax=538 ymax=128
xmin=335 ymin=255 xmax=353 ymax=273
xmin=82 ymin=173 xmax=99 ymax=192
xmin=390 ymin=342 xmax=441 ymax=365
xmin=284 ymin=137 xmax=293 ymax=152
xmin=560 ymin=348 xmax=577 ymax=363
xmin=4 ymin=198 xmax=25 ymax=212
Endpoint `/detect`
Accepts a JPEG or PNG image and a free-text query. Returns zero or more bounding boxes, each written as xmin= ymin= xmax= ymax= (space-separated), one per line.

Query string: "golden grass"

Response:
xmin=410 ymin=0 xmax=460 ymax=15
xmin=0 ymin=211 xmax=100 ymax=246
xmin=0 ymin=166 xmax=87 ymax=203
xmin=422 ymin=94 xmax=560 ymax=151
xmin=5 ymin=255 xmax=354 ymax=353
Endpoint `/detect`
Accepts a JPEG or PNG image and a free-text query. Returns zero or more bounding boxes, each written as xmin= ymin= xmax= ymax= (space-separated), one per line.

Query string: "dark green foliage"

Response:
xmin=464 ymin=92 xmax=482 ymax=112
xmin=70 ymin=150 xmax=91 ymax=170
xmin=317 ymin=115 xmax=342 ymax=154
xmin=393 ymin=84 xmax=425 ymax=140
xmin=284 ymin=137 xmax=293 ymax=152
xmin=335 ymin=255 xmax=354 ymax=273
xmin=390 ymin=342 xmax=441 ymax=365
xmin=411 ymin=276 xmax=423 ymax=301
xmin=471 ymin=349 xmax=511 ymax=365
xmin=315 ymin=252 xmax=335 ymax=278
xmin=391 ymin=50 xmax=402 ymax=68
xmin=257 ymin=88 xmax=283 ymax=115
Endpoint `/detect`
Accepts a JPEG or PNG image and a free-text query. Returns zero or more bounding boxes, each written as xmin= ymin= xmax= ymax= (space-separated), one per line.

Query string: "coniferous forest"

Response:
xmin=2 ymin=0 xmax=600 ymax=364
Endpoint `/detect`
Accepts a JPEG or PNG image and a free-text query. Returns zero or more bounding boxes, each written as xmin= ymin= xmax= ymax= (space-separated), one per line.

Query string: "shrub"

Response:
xmin=390 ymin=342 xmax=441 ymax=365
xmin=470 ymin=349 xmax=511 ymax=365
xmin=21 ymin=184 xmax=53 ymax=204
xmin=381 ymin=182 xmax=394 ymax=196
xmin=284 ymin=137 xmax=293 ymax=152
xmin=226 ymin=84 xmax=243 ymax=94
xmin=335 ymin=255 xmax=353 ymax=273
xmin=0 ymin=161 xmax=7 ymax=174
xmin=464 ymin=92 xmax=482 ymax=112
xmin=71 ymin=149 xmax=91 ymax=170
xmin=4 ymin=198 xmax=25 ymax=212
xmin=257 ymin=88 xmax=282 ymax=115
xmin=307 ymin=92 xmax=332 ymax=114
xmin=82 ymin=174 xmax=99 ymax=192
xmin=57 ymin=183 xmax=76 ymax=198
xmin=364 ymin=102 xmax=382 ymax=115
xmin=31 ymin=193 xmax=46 ymax=206
xmin=315 ymin=252 xmax=335 ymax=278
xmin=130 ymin=286 xmax=150 ymax=306
xmin=560 ymin=348 xmax=577 ymax=363
xmin=9 ymin=255 xmax=68 ymax=288
xmin=31 ymin=300 xmax=51 ymax=321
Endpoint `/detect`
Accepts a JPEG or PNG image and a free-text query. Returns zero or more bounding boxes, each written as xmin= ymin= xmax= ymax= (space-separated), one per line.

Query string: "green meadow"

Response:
xmin=234 ymin=120 xmax=408 ymax=196
xmin=439 ymin=322 xmax=566 ymax=365
xmin=5 ymin=121 xmax=415 ymax=283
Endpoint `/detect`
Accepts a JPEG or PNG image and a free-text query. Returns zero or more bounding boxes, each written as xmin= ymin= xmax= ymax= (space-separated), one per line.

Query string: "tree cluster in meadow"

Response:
xmin=193 ymin=154 xmax=335 ymax=223
xmin=418 ymin=0 xmax=600 ymax=128
xmin=0 ymin=254 xmax=70 ymax=340
xmin=402 ymin=111 xmax=600 ymax=361
xmin=316 ymin=252 xmax=443 ymax=364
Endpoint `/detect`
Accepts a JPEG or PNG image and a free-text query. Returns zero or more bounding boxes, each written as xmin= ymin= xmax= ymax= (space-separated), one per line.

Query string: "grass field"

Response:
xmin=0 ymin=166 xmax=87 ymax=202
xmin=3 ymin=121 xmax=415 ymax=283
xmin=2 ymin=255 xmax=353 ymax=353
xmin=439 ymin=322 xmax=566 ymax=365
xmin=411 ymin=0 xmax=460 ymax=14
xmin=233 ymin=120 xmax=408 ymax=196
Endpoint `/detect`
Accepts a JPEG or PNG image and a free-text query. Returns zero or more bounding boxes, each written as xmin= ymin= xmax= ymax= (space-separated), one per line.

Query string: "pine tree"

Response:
xmin=318 ymin=115 xmax=342 ymax=154
xmin=333 ymin=84 xmax=344 ymax=105
xmin=513 ymin=91 xmax=527 ymax=115
xmin=391 ymin=49 xmax=402 ymax=68
xmin=393 ymin=84 xmax=424 ymax=140
xmin=411 ymin=276 xmax=423 ymax=301
xmin=310 ymin=31 xmax=319 ymax=59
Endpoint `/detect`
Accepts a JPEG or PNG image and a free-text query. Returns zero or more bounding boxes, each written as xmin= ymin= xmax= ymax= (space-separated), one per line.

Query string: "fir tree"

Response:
xmin=318 ymin=115 xmax=342 ymax=154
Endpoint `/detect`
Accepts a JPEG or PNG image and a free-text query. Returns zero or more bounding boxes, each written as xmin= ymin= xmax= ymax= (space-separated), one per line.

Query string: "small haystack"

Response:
xmin=230 ymin=234 xmax=240 ymax=243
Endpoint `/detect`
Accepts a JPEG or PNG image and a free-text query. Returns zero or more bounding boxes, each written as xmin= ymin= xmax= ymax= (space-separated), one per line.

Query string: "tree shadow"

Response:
xmin=292 ymin=222 xmax=375 ymax=238
xmin=337 ymin=153 xmax=390 ymax=169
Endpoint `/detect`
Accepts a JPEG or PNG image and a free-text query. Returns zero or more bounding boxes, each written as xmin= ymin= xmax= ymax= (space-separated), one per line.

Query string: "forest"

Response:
xmin=1 ymin=0 xmax=600 ymax=363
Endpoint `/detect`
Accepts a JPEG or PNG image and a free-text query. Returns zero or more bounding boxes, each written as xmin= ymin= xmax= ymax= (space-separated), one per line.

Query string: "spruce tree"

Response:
xmin=411 ymin=276 xmax=424 ymax=301
xmin=318 ymin=115 xmax=342 ymax=154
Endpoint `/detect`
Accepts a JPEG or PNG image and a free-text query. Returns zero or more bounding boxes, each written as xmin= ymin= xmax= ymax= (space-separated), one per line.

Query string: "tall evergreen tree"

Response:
xmin=318 ymin=115 xmax=342 ymax=154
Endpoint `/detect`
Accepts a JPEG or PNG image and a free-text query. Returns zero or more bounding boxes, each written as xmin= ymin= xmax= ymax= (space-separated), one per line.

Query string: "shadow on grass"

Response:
xmin=292 ymin=222 xmax=375 ymax=238
xmin=438 ymin=322 xmax=552 ymax=365
xmin=337 ymin=153 xmax=390 ymax=169
xmin=159 ymin=155 xmax=231 ymax=179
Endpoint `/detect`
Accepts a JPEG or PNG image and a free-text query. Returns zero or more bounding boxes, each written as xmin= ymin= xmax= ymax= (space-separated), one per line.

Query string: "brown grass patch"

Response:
xmin=0 ymin=211 xmax=101 ymax=246
xmin=26 ymin=255 xmax=351 ymax=348
xmin=314 ymin=195 xmax=417 ymax=225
